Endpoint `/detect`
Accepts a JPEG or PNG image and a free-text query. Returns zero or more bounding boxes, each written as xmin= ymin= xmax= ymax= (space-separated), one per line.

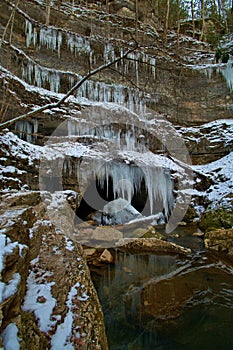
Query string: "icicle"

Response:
xmin=25 ymin=19 xmax=33 ymax=47
xmin=57 ymin=31 xmax=63 ymax=57
xmin=15 ymin=120 xmax=34 ymax=143
xmin=68 ymin=75 xmax=75 ymax=88
xmin=39 ymin=27 xmax=62 ymax=55
xmin=50 ymin=71 xmax=60 ymax=93
xmin=22 ymin=60 xmax=34 ymax=84
xmin=66 ymin=33 xmax=91 ymax=57
xmin=219 ymin=59 xmax=233 ymax=91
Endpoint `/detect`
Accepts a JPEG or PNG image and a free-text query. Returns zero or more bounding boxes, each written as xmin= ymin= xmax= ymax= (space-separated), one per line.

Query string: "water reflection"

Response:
xmin=91 ymin=251 xmax=233 ymax=349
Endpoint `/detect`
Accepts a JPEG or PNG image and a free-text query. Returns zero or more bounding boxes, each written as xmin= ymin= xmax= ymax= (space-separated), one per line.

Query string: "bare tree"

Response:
xmin=153 ymin=0 xmax=159 ymax=17
xmin=106 ymin=0 xmax=110 ymax=38
xmin=0 ymin=0 xmax=20 ymax=47
xmin=71 ymin=0 xmax=75 ymax=18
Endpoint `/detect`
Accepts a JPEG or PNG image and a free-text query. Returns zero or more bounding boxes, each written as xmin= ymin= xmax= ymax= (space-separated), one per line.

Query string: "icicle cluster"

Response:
xmin=66 ymin=122 xmax=147 ymax=152
xmin=25 ymin=20 xmax=62 ymax=57
xmin=74 ymin=159 xmax=174 ymax=219
xmin=219 ymin=58 xmax=233 ymax=91
xmin=21 ymin=60 xmax=61 ymax=93
xmin=20 ymin=56 xmax=157 ymax=112
xmin=75 ymin=80 xmax=151 ymax=115
xmin=15 ymin=119 xmax=38 ymax=143
xmin=24 ymin=19 xmax=156 ymax=80
xmin=66 ymin=33 xmax=91 ymax=57
xmin=193 ymin=58 xmax=233 ymax=92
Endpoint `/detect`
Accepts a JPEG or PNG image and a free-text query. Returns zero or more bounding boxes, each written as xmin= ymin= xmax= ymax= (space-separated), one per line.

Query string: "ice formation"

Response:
xmin=24 ymin=19 xmax=157 ymax=79
xmin=25 ymin=20 xmax=62 ymax=57
xmin=66 ymin=122 xmax=146 ymax=152
xmin=102 ymin=198 xmax=142 ymax=225
xmin=219 ymin=59 xmax=233 ymax=91
xmin=75 ymin=160 xmax=174 ymax=219
xmin=189 ymin=58 xmax=233 ymax=92
xmin=20 ymin=56 xmax=156 ymax=113
xmin=21 ymin=60 xmax=61 ymax=93
xmin=66 ymin=32 xmax=91 ymax=57
xmin=15 ymin=119 xmax=38 ymax=143
xmin=75 ymin=81 xmax=151 ymax=115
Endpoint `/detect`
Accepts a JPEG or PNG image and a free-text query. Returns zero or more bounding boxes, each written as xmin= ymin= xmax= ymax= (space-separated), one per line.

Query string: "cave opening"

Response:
xmin=75 ymin=173 xmax=167 ymax=224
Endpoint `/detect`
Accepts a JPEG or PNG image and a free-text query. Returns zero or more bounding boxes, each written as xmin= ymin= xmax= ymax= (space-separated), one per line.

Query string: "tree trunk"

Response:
xmin=135 ymin=0 xmax=138 ymax=40
xmin=163 ymin=0 xmax=170 ymax=45
xmin=191 ymin=0 xmax=195 ymax=37
xmin=153 ymin=0 xmax=159 ymax=17
xmin=217 ymin=0 xmax=222 ymax=19
xmin=106 ymin=0 xmax=110 ymax=38
xmin=71 ymin=0 xmax=75 ymax=17
xmin=45 ymin=0 xmax=51 ymax=26
xmin=200 ymin=0 xmax=205 ymax=41
xmin=176 ymin=0 xmax=180 ymax=51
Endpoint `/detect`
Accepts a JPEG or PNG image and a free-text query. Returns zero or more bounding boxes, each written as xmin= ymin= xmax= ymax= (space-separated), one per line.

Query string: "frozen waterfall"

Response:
xmin=75 ymin=159 xmax=174 ymax=220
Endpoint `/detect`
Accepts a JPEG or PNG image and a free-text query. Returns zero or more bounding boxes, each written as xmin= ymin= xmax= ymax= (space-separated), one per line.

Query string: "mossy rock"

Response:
xmin=142 ymin=226 xmax=166 ymax=240
xmin=199 ymin=209 xmax=233 ymax=232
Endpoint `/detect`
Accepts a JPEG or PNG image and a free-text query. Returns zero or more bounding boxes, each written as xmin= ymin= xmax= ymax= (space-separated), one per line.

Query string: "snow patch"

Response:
xmin=22 ymin=270 xmax=56 ymax=333
xmin=1 ymin=323 xmax=21 ymax=350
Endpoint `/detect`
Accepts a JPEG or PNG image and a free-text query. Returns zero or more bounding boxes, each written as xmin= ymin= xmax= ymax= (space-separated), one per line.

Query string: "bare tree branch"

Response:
xmin=0 ymin=45 xmax=138 ymax=130
xmin=0 ymin=0 xmax=19 ymax=48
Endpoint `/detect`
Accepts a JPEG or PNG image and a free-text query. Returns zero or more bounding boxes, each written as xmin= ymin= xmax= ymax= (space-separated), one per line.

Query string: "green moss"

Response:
xmin=199 ymin=209 xmax=233 ymax=232
xmin=142 ymin=226 xmax=166 ymax=240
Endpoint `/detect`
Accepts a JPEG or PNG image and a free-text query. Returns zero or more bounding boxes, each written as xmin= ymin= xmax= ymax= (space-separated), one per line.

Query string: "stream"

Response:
xmin=90 ymin=227 xmax=233 ymax=350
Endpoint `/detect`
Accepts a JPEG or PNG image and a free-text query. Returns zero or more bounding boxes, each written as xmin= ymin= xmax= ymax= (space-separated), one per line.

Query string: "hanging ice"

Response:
xmin=21 ymin=60 xmax=61 ymax=93
xmin=66 ymin=33 xmax=91 ymax=56
xmin=66 ymin=121 xmax=147 ymax=152
xmin=39 ymin=27 xmax=63 ymax=57
xmin=219 ymin=58 xmax=233 ymax=91
xmin=15 ymin=119 xmax=38 ymax=143
xmin=76 ymin=159 xmax=174 ymax=220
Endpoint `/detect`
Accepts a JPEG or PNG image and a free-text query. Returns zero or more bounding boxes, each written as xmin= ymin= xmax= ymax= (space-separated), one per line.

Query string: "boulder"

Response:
xmin=204 ymin=228 xmax=233 ymax=255
xmin=99 ymin=249 xmax=114 ymax=263
xmin=102 ymin=198 xmax=142 ymax=225
xmin=92 ymin=227 xmax=123 ymax=242
xmin=116 ymin=238 xmax=191 ymax=255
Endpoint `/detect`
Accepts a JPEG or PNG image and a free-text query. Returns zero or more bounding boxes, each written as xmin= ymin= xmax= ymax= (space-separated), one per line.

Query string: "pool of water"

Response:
xmin=91 ymin=250 xmax=233 ymax=350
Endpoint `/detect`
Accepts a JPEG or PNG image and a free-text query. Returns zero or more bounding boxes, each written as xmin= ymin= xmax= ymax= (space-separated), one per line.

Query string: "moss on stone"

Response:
xmin=199 ymin=208 xmax=233 ymax=232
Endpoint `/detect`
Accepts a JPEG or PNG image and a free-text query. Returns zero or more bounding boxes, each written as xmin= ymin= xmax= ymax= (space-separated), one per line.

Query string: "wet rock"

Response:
xmin=99 ymin=249 xmax=114 ymax=264
xmin=137 ymin=265 xmax=233 ymax=322
xmin=204 ymin=228 xmax=233 ymax=255
xmin=92 ymin=227 xmax=123 ymax=242
xmin=83 ymin=248 xmax=98 ymax=259
xmin=141 ymin=225 xmax=167 ymax=240
xmin=116 ymin=238 xmax=191 ymax=255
